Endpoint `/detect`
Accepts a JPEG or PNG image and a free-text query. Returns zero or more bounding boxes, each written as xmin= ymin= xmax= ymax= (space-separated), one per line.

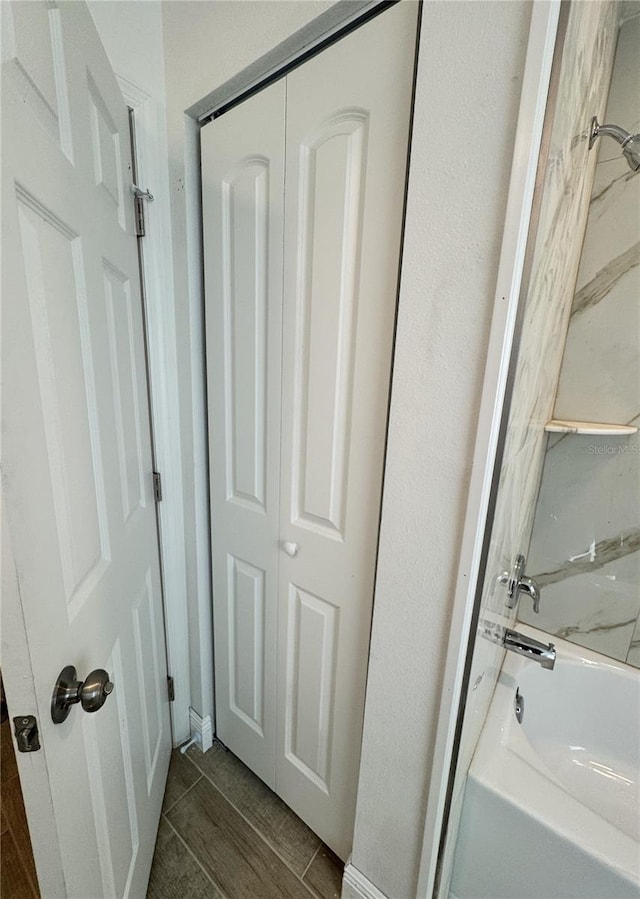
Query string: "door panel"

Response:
xmin=277 ymin=2 xmax=417 ymax=859
xmin=203 ymin=2 xmax=416 ymax=860
xmin=228 ymin=554 xmax=266 ymax=733
xmin=1 ymin=3 xmax=171 ymax=896
xmin=285 ymin=585 xmax=338 ymax=788
xmin=83 ymin=643 xmax=139 ymax=898
xmin=203 ymin=79 xmax=286 ymax=785
xmin=290 ymin=112 xmax=368 ymax=538
xmin=1 ymin=1 xmax=73 ymax=156
xmin=224 ymin=158 xmax=271 ymax=509
xmin=14 ymin=192 xmax=110 ymax=609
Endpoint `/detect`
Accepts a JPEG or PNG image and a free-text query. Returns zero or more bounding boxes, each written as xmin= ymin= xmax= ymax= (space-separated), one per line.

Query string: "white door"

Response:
xmin=205 ymin=78 xmax=285 ymax=786
xmin=203 ymin=2 xmax=416 ymax=859
xmin=1 ymin=3 xmax=172 ymax=897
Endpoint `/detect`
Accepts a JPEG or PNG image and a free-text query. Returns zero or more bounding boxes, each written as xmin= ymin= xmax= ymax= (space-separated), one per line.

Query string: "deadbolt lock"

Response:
xmin=51 ymin=665 xmax=114 ymax=724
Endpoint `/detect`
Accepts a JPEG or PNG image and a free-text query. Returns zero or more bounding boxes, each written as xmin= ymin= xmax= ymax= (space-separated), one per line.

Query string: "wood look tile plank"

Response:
xmin=147 ymin=817 xmax=222 ymax=899
xmin=187 ymin=744 xmax=320 ymax=875
xmin=2 ymin=774 xmax=40 ymax=896
xmin=161 ymin=749 xmax=201 ymax=813
xmin=1 ymin=720 xmax=19 ymax=784
xmin=1 ymin=806 xmax=9 ymax=835
xmin=167 ymin=777 xmax=313 ymax=899
xmin=1 ymin=828 xmax=37 ymax=899
xmin=303 ymin=845 xmax=343 ymax=899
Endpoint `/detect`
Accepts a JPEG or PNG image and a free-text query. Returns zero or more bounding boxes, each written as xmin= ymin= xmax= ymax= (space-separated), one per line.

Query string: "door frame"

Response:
xmin=117 ymin=75 xmax=192 ymax=744
xmin=414 ymin=2 xmax=563 ymax=895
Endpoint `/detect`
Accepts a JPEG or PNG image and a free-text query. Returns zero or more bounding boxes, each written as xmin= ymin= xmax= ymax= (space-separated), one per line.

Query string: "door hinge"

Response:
xmin=153 ymin=471 xmax=163 ymax=502
xmin=167 ymin=676 xmax=175 ymax=702
xmin=13 ymin=715 xmax=40 ymax=752
xmin=134 ymin=195 xmax=146 ymax=236
xmin=130 ymin=185 xmax=154 ymax=237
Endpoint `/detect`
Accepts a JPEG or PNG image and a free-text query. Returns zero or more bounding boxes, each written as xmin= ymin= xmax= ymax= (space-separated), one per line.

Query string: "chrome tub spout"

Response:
xmin=504 ymin=629 xmax=556 ymax=670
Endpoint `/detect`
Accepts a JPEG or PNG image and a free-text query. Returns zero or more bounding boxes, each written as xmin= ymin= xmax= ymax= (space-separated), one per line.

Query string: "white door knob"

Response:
xmin=282 ymin=541 xmax=299 ymax=557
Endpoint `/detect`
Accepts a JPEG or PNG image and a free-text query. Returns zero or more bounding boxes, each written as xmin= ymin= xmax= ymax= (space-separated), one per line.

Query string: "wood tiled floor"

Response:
xmin=148 ymin=744 xmax=343 ymax=899
xmin=0 ymin=718 xmax=40 ymax=899
xmin=0 ymin=724 xmax=342 ymax=899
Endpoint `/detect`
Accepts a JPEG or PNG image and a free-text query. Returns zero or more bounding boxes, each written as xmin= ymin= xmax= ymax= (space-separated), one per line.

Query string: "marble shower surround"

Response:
xmin=457 ymin=0 xmax=618 ymax=776
xmin=521 ymin=10 xmax=640 ymax=667
xmin=443 ymin=3 xmax=618 ymax=893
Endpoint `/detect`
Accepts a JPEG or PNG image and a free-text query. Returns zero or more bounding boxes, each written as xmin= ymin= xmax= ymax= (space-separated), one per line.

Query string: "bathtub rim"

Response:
xmin=469 ymin=623 xmax=640 ymax=888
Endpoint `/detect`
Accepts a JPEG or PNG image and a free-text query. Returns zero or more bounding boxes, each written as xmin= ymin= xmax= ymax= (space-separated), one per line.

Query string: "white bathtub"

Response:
xmin=451 ymin=625 xmax=640 ymax=899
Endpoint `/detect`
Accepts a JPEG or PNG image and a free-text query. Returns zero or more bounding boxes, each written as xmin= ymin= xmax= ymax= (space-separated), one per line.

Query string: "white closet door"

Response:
xmin=203 ymin=1 xmax=417 ymax=860
xmin=277 ymin=2 xmax=417 ymax=859
xmin=202 ymin=80 xmax=285 ymax=785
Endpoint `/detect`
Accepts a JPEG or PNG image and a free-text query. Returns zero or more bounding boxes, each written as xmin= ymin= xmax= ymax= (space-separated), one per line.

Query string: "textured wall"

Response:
xmin=521 ymin=11 xmax=640 ymax=666
xmin=349 ymin=3 xmax=532 ymax=896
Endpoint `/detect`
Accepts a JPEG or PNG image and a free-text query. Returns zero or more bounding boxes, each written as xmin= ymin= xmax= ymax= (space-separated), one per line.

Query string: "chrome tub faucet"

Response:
xmin=498 ymin=554 xmax=541 ymax=613
xmin=479 ymin=619 xmax=556 ymax=670
xmin=503 ymin=628 xmax=555 ymax=670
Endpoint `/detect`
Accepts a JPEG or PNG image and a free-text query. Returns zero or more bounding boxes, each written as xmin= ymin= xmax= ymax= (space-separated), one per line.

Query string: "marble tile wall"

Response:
xmin=443 ymin=3 xmax=619 ymax=894
xmin=520 ymin=10 xmax=640 ymax=667
xmin=456 ymin=0 xmax=618 ymax=777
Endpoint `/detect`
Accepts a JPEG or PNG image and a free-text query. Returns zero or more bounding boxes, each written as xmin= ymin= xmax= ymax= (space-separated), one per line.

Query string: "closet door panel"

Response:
xmin=202 ymin=80 xmax=285 ymax=785
xmin=278 ymin=1 xmax=418 ymax=860
xmin=292 ymin=113 xmax=367 ymax=538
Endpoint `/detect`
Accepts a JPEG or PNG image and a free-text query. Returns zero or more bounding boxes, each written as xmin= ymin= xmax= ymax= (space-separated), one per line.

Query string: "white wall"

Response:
xmin=350 ymin=4 xmax=533 ymax=895
xmin=88 ymin=1 xmax=164 ymax=92
xmin=162 ymin=0 xmax=334 ymax=111
xmin=160 ymin=1 xmax=534 ymax=895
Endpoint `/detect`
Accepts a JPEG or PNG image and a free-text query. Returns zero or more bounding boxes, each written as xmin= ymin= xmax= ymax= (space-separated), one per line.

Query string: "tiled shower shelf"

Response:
xmin=544 ymin=419 xmax=639 ymax=435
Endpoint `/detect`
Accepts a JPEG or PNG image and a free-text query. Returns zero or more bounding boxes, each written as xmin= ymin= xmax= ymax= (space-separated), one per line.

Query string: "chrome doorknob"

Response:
xmin=51 ymin=665 xmax=114 ymax=724
xmin=282 ymin=541 xmax=299 ymax=557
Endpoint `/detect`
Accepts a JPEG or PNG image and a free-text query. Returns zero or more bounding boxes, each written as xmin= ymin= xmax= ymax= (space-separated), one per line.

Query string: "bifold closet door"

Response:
xmin=202 ymin=80 xmax=285 ymax=786
xmin=203 ymin=0 xmax=417 ymax=859
xmin=276 ymin=2 xmax=417 ymax=859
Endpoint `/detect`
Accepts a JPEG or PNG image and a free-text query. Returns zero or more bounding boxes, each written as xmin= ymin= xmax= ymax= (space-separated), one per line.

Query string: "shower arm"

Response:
xmin=589 ymin=117 xmax=632 ymax=149
xmin=589 ymin=116 xmax=640 ymax=173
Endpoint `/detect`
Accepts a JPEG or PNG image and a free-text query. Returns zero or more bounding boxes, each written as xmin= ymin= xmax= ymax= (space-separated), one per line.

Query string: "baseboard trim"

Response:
xmin=188 ymin=707 xmax=213 ymax=752
xmin=342 ymin=864 xmax=389 ymax=899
